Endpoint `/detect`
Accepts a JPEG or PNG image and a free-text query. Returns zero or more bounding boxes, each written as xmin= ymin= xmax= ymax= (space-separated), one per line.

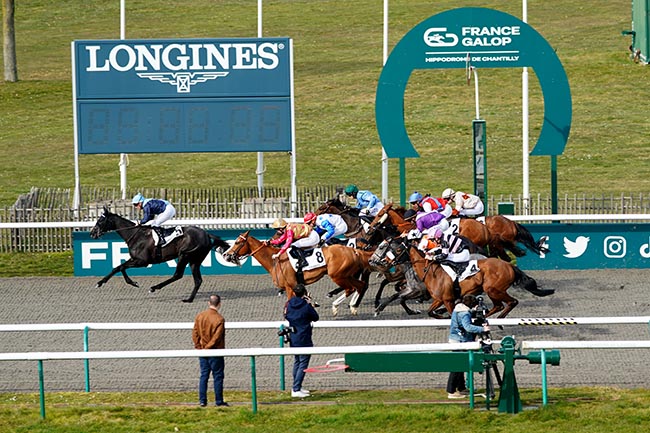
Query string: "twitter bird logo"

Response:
xmin=563 ymin=236 xmax=590 ymax=258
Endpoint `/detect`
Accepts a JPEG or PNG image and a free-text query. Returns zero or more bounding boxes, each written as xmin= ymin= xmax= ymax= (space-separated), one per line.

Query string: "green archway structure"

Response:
xmin=375 ymin=7 xmax=572 ymax=204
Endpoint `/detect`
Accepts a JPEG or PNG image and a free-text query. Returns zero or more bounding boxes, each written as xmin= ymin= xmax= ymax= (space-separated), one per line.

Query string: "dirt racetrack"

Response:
xmin=1 ymin=269 xmax=649 ymax=395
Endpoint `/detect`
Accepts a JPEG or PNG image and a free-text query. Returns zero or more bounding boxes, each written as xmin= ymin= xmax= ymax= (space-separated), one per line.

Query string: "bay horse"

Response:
xmin=89 ymin=206 xmax=230 ymax=303
xmin=484 ymin=215 xmax=550 ymax=260
xmin=221 ymin=231 xmax=373 ymax=315
xmin=314 ymin=198 xmax=365 ymax=239
xmin=371 ymin=237 xmax=554 ymax=319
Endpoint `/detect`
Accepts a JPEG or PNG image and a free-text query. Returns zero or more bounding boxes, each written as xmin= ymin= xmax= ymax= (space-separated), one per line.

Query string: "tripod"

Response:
xmin=479 ymin=331 xmax=503 ymax=408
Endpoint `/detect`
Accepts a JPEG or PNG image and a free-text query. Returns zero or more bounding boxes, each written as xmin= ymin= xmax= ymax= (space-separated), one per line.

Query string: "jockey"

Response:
xmin=269 ymin=218 xmax=320 ymax=270
xmin=441 ymin=188 xmax=484 ymax=217
xmin=404 ymin=207 xmax=449 ymax=236
xmin=417 ymin=228 xmax=471 ymax=275
xmin=344 ymin=184 xmax=383 ymax=217
xmin=304 ymin=212 xmax=348 ymax=246
xmin=132 ymin=193 xmax=176 ymax=246
xmin=408 ymin=191 xmax=452 ymax=217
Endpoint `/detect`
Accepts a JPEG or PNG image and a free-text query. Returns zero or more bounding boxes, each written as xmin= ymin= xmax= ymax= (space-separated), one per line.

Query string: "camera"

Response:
xmin=471 ymin=296 xmax=489 ymax=326
xmin=277 ymin=326 xmax=296 ymax=344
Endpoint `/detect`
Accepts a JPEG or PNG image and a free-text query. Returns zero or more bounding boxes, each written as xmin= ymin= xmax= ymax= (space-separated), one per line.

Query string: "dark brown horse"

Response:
xmin=371 ymin=237 xmax=554 ymax=318
xmin=314 ymin=198 xmax=365 ymax=239
xmin=89 ymin=206 xmax=230 ymax=303
xmin=484 ymin=215 xmax=550 ymax=260
xmin=221 ymin=231 xmax=373 ymax=315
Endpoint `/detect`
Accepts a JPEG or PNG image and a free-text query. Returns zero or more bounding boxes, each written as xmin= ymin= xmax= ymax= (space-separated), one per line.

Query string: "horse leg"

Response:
xmin=374 ymin=291 xmax=403 ymax=316
xmin=149 ymin=255 xmax=190 ymax=294
xmin=327 ymin=287 xmax=345 ymax=298
xmin=95 ymin=258 xmax=142 ymax=289
xmin=374 ymin=276 xmax=391 ymax=308
xmin=181 ymin=261 xmax=204 ymax=303
xmin=331 ymin=293 xmax=347 ymax=316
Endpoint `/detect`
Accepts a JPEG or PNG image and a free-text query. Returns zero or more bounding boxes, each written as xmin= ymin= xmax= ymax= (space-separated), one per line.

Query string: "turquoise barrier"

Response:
xmin=73 ymin=223 xmax=650 ymax=276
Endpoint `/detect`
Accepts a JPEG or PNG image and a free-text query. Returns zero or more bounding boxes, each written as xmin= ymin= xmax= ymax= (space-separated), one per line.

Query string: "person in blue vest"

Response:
xmin=132 ymin=193 xmax=176 ymax=245
xmin=447 ymin=294 xmax=490 ymax=399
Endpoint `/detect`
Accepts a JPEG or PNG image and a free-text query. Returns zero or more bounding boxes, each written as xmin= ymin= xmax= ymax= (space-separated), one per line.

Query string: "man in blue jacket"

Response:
xmin=284 ymin=284 xmax=319 ymax=398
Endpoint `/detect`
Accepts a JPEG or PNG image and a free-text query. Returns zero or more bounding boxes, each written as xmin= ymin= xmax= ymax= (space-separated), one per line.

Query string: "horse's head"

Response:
xmin=369 ymin=237 xmax=410 ymax=269
xmin=222 ymin=231 xmax=253 ymax=266
xmin=365 ymin=203 xmax=393 ymax=235
xmin=90 ymin=206 xmax=115 ymax=239
xmin=316 ymin=197 xmax=349 ymax=215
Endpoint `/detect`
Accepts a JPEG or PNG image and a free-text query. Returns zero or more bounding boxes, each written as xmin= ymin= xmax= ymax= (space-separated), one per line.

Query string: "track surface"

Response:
xmin=1 ymin=269 xmax=649 ymax=395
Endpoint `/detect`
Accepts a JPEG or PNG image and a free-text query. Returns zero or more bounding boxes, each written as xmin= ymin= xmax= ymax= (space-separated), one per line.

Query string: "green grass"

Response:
xmin=1 ymin=388 xmax=649 ymax=433
xmin=1 ymin=0 xmax=649 ymax=207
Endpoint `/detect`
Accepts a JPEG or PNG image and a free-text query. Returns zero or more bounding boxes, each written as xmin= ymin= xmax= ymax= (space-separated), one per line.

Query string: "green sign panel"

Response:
xmin=376 ymin=7 xmax=572 ymax=158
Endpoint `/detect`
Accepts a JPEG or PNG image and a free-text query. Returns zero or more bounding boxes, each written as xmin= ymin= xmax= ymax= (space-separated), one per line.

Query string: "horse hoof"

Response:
xmin=350 ymin=308 xmax=358 ymax=316
xmin=182 ymin=298 xmax=193 ymax=303
xmin=149 ymin=288 xmax=156 ymax=293
xmin=332 ymin=307 xmax=338 ymax=316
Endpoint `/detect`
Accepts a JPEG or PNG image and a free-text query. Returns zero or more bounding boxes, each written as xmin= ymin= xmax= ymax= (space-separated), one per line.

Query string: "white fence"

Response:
xmin=2 ymin=316 xmax=650 ymax=417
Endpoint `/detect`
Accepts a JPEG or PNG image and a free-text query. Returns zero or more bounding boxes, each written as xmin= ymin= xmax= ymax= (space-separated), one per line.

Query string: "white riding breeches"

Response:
xmin=144 ymin=204 xmax=176 ymax=227
xmin=292 ymin=230 xmax=320 ymax=249
xmin=459 ymin=201 xmax=484 ymax=217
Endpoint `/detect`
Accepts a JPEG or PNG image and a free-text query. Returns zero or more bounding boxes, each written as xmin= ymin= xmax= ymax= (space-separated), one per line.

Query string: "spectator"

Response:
xmin=192 ymin=294 xmax=229 ymax=407
xmin=284 ymin=284 xmax=319 ymax=398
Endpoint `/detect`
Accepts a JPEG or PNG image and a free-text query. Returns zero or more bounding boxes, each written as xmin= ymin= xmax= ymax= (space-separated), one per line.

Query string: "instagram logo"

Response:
xmin=604 ymin=236 xmax=626 ymax=258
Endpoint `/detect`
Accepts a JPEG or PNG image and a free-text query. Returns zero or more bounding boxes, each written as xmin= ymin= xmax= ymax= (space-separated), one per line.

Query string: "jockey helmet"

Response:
xmin=432 ymin=228 xmax=444 ymax=239
xmin=344 ymin=184 xmax=359 ymax=196
xmin=132 ymin=193 xmax=144 ymax=205
xmin=403 ymin=209 xmax=417 ymax=220
xmin=441 ymin=188 xmax=455 ymax=200
xmin=407 ymin=229 xmax=422 ymax=240
xmin=303 ymin=212 xmax=317 ymax=224
xmin=408 ymin=191 xmax=423 ymax=203
xmin=271 ymin=218 xmax=288 ymax=229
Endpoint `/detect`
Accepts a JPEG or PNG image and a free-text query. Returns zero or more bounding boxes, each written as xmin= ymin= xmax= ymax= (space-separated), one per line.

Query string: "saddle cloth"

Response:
xmin=287 ymin=248 xmax=327 ymax=272
xmin=440 ymin=259 xmax=480 ymax=282
xmin=151 ymin=226 xmax=183 ymax=247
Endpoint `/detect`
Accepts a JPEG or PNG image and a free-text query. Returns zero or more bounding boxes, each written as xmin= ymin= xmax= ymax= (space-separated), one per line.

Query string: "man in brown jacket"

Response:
xmin=192 ymin=294 xmax=228 ymax=407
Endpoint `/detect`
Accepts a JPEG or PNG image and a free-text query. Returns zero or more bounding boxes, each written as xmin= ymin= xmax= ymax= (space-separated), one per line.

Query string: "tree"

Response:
xmin=2 ymin=0 xmax=18 ymax=82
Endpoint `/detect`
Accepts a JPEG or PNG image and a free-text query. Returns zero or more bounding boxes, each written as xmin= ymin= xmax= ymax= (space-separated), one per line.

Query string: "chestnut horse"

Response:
xmin=371 ymin=237 xmax=554 ymax=318
xmin=222 ymin=231 xmax=373 ymax=315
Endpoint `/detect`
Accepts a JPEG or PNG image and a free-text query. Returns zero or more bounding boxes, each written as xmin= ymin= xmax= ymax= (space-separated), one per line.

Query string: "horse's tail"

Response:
xmin=515 ymin=223 xmax=550 ymax=255
xmin=511 ymin=266 xmax=554 ymax=297
xmin=209 ymin=234 xmax=230 ymax=252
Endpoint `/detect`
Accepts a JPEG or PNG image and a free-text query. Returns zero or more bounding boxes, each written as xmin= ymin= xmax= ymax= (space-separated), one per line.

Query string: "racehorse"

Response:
xmin=221 ymin=231 xmax=373 ymax=315
xmin=364 ymin=203 xmax=491 ymax=251
xmin=371 ymin=237 xmax=554 ymax=318
xmin=484 ymin=215 xmax=550 ymax=260
xmin=314 ymin=198 xmax=365 ymax=239
xmin=89 ymin=206 xmax=230 ymax=303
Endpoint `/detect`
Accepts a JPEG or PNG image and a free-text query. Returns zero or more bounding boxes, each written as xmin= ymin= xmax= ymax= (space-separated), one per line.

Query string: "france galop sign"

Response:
xmin=376 ymin=7 xmax=571 ymax=158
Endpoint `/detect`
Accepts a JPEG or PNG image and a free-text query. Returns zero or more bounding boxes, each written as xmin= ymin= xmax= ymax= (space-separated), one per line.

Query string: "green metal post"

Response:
xmin=551 ymin=156 xmax=558 ymax=215
xmin=38 ymin=360 xmax=46 ymax=419
xmin=278 ymin=325 xmax=286 ymax=391
xmin=497 ymin=337 xmax=522 ymax=414
xmin=541 ymin=349 xmax=548 ymax=406
xmin=468 ymin=351 xmax=475 ymax=410
xmin=83 ymin=326 xmax=90 ymax=392
xmin=250 ymin=356 xmax=258 ymax=414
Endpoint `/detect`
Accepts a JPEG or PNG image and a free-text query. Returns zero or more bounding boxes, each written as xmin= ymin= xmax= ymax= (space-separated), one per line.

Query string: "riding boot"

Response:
xmin=153 ymin=227 xmax=165 ymax=261
xmin=294 ymin=248 xmax=308 ymax=269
